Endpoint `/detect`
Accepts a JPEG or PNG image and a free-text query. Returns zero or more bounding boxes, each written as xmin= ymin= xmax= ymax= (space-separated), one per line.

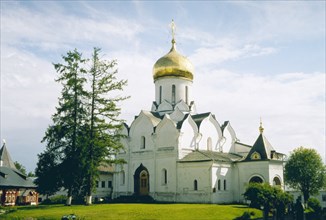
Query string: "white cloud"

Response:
xmin=1 ymin=3 xmax=144 ymax=51
xmin=193 ymin=69 xmax=325 ymax=159
xmin=190 ymin=44 xmax=277 ymax=67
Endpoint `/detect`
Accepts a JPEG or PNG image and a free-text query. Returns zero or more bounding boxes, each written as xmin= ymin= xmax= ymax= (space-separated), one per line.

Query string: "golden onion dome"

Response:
xmin=153 ymin=40 xmax=194 ymax=81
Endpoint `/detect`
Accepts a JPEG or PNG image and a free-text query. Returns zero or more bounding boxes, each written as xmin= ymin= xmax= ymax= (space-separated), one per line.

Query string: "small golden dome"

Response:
xmin=153 ymin=40 xmax=194 ymax=81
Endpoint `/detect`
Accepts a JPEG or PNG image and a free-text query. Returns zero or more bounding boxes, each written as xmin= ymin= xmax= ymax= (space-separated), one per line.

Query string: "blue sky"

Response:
xmin=1 ymin=1 xmax=325 ymax=172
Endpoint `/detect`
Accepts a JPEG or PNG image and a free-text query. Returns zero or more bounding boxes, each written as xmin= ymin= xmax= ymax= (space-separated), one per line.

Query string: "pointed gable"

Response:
xmin=0 ymin=142 xmax=17 ymax=170
xmin=244 ymin=122 xmax=277 ymax=161
xmin=245 ymin=133 xmax=275 ymax=161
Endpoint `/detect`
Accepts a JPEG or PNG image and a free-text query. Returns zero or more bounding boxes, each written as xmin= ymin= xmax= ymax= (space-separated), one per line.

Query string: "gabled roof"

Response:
xmin=0 ymin=143 xmax=17 ymax=170
xmin=0 ymin=142 xmax=37 ymax=189
xmin=178 ymin=150 xmax=243 ymax=163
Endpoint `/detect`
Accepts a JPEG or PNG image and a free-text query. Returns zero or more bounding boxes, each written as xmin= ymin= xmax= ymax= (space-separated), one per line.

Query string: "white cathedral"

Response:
xmin=112 ymin=30 xmax=285 ymax=204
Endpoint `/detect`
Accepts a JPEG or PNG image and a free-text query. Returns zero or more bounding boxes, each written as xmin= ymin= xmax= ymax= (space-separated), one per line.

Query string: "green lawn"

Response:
xmin=1 ymin=203 xmax=262 ymax=220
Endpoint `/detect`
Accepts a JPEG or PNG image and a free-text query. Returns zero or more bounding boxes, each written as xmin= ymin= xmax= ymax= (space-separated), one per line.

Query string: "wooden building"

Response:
xmin=0 ymin=142 xmax=38 ymax=206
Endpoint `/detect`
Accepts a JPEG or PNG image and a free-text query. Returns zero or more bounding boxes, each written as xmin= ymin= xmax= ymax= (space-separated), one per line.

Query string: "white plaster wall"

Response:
xmin=237 ymin=161 xmax=270 ymax=202
xmin=176 ymin=162 xmax=212 ymax=203
xmin=211 ymin=164 xmax=234 ymax=203
xmin=178 ymin=116 xmax=197 ymax=159
xmin=197 ymin=116 xmax=221 ymax=151
xmin=155 ymin=156 xmax=177 ymax=194
xmin=95 ymin=173 xmax=113 ymax=199
xmin=222 ymin=125 xmax=236 ymax=153
xmin=155 ymin=78 xmax=193 ymax=105
xmin=129 ymin=115 xmax=156 ymax=152
xmin=268 ymin=161 xmax=284 ymax=187
xmin=155 ymin=117 xmax=179 ymax=148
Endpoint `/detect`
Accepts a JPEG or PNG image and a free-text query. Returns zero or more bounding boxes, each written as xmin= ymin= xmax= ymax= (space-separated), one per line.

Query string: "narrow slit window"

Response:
xmin=159 ymin=86 xmax=162 ymax=104
xmin=172 ymin=84 xmax=176 ymax=104
xmin=185 ymin=86 xmax=188 ymax=104
xmin=141 ymin=136 xmax=146 ymax=149
xmin=162 ymin=169 xmax=167 ymax=185
xmin=194 ymin=180 xmax=198 ymax=191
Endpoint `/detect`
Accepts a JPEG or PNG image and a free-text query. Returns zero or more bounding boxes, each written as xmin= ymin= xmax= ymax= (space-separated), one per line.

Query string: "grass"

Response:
xmin=0 ymin=203 xmax=263 ymax=220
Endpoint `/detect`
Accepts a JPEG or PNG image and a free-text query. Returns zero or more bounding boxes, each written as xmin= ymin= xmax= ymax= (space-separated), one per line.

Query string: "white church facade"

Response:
xmin=112 ymin=31 xmax=285 ymax=204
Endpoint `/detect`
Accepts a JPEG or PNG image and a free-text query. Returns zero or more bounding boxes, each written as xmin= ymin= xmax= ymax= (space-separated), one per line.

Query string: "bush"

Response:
xmin=233 ymin=211 xmax=255 ymax=220
xmin=306 ymin=197 xmax=322 ymax=220
xmin=42 ymin=195 xmax=67 ymax=204
xmin=307 ymin=197 xmax=321 ymax=213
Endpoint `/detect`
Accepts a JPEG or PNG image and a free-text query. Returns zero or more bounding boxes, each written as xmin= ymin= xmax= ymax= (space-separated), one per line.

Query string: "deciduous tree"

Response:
xmin=14 ymin=161 xmax=26 ymax=175
xmin=285 ymin=147 xmax=326 ymax=203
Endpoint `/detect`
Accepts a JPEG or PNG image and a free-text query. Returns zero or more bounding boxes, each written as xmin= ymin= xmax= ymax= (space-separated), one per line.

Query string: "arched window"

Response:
xmin=249 ymin=176 xmax=263 ymax=183
xmin=185 ymin=86 xmax=188 ymax=104
xmin=273 ymin=177 xmax=281 ymax=187
xmin=207 ymin=137 xmax=212 ymax=151
xmin=120 ymin=171 xmax=125 ymax=185
xmin=223 ymin=179 xmax=226 ymax=190
xmin=172 ymin=84 xmax=176 ymax=104
xmin=162 ymin=169 xmax=167 ymax=185
xmin=218 ymin=179 xmax=221 ymax=190
xmin=141 ymin=136 xmax=146 ymax=149
xmin=194 ymin=179 xmax=198 ymax=191
xmin=159 ymin=86 xmax=162 ymax=104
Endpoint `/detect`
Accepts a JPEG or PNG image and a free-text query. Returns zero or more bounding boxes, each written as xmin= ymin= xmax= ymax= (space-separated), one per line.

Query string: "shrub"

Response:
xmin=306 ymin=197 xmax=322 ymax=220
xmin=42 ymin=195 xmax=67 ymax=204
xmin=233 ymin=211 xmax=254 ymax=220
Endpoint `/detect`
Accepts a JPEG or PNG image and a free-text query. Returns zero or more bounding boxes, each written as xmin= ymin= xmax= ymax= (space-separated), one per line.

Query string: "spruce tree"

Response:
xmin=34 ymin=150 xmax=61 ymax=198
xmin=41 ymin=49 xmax=88 ymax=205
xmin=84 ymin=47 xmax=128 ymax=205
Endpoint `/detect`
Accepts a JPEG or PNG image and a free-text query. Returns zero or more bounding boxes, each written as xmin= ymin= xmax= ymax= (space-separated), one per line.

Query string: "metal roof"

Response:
xmin=178 ymin=150 xmax=243 ymax=163
xmin=0 ymin=166 xmax=36 ymax=188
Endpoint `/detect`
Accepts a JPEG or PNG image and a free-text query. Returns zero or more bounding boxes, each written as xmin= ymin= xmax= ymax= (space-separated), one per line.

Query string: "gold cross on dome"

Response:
xmin=170 ymin=19 xmax=176 ymax=42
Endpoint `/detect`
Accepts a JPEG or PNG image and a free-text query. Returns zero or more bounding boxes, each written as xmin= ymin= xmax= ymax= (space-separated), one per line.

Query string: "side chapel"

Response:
xmin=113 ymin=22 xmax=285 ymax=203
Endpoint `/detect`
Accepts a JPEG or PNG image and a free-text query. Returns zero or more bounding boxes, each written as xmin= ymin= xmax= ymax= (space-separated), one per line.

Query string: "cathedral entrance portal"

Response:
xmin=134 ymin=164 xmax=149 ymax=196
xmin=139 ymin=170 xmax=149 ymax=195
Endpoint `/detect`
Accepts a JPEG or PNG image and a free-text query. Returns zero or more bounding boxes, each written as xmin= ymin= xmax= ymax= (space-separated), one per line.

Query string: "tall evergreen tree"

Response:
xmin=41 ymin=49 xmax=88 ymax=205
xmin=34 ymin=150 xmax=61 ymax=198
xmin=84 ymin=48 xmax=128 ymax=205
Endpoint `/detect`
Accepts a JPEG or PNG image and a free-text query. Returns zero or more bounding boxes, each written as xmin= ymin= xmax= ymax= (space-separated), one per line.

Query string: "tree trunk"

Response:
xmin=66 ymin=196 xmax=72 ymax=206
xmin=85 ymin=195 xmax=92 ymax=205
xmin=263 ymin=206 xmax=269 ymax=220
xmin=66 ymin=189 xmax=72 ymax=206
xmin=303 ymin=191 xmax=309 ymax=204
